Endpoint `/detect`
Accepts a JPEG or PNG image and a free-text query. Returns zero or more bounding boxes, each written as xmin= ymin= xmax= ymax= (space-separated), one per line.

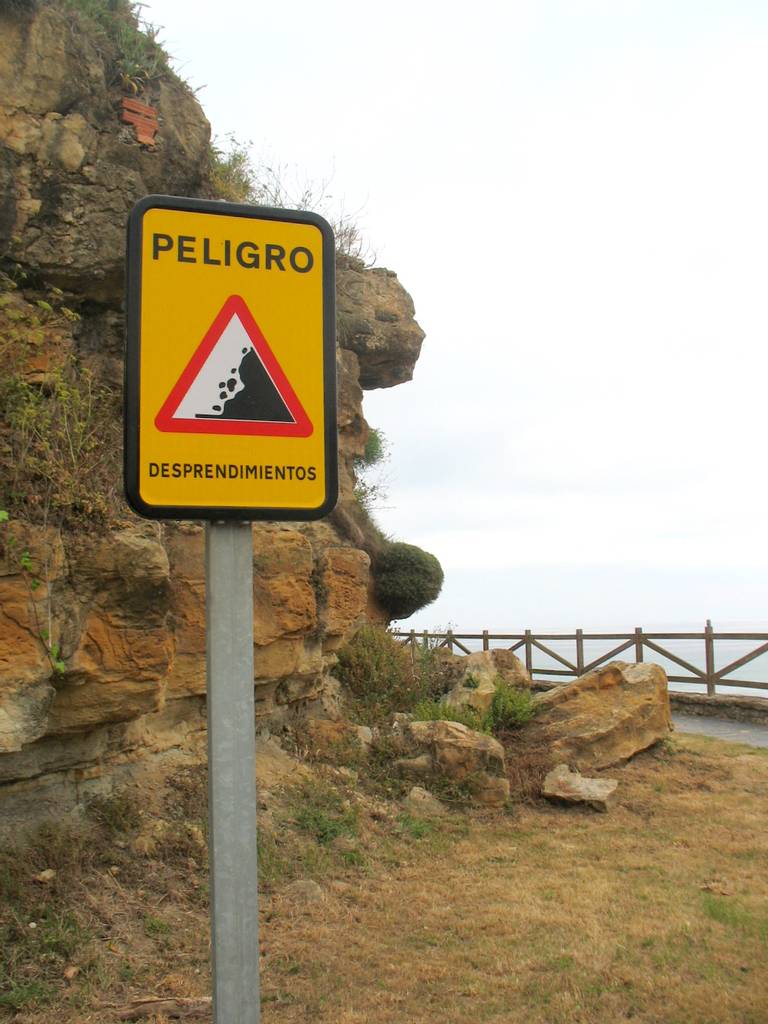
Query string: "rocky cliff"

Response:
xmin=0 ymin=0 xmax=426 ymax=825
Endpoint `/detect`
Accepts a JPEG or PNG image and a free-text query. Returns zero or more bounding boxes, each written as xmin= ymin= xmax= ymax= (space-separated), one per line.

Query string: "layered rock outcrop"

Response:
xmin=0 ymin=1 xmax=426 ymax=822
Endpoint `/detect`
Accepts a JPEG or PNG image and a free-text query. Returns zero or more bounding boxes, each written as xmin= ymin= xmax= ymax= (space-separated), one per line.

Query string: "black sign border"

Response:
xmin=124 ymin=194 xmax=338 ymax=522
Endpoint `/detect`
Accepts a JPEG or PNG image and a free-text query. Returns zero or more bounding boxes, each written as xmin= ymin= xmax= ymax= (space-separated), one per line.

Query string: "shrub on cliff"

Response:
xmin=336 ymin=626 xmax=411 ymax=712
xmin=373 ymin=542 xmax=444 ymax=620
xmin=336 ymin=626 xmax=445 ymax=724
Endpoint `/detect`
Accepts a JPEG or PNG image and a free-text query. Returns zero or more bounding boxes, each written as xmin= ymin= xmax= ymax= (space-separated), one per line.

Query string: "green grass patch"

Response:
xmin=289 ymin=780 xmax=358 ymax=847
xmin=142 ymin=914 xmax=171 ymax=938
xmin=702 ymin=894 xmax=768 ymax=942
xmin=412 ymin=698 xmax=488 ymax=731
xmin=396 ymin=814 xmax=435 ymax=840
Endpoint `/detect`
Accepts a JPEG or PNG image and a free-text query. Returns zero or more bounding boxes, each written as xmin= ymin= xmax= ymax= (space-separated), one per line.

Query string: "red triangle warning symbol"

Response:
xmin=155 ymin=295 xmax=313 ymax=437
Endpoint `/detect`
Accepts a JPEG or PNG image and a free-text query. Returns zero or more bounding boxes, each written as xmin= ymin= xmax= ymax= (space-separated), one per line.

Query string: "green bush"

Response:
xmin=373 ymin=542 xmax=444 ymax=620
xmin=412 ymin=680 xmax=536 ymax=735
xmin=485 ymin=680 xmax=537 ymax=731
xmin=335 ymin=626 xmax=445 ymax=724
xmin=0 ymin=361 xmax=120 ymax=524
xmin=290 ymin=780 xmax=358 ymax=846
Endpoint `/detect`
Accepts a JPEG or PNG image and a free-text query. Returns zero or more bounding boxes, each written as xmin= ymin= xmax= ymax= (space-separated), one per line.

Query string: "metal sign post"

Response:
xmin=206 ymin=521 xmax=260 ymax=1024
xmin=125 ymin=195 xmax=337 ymax=1022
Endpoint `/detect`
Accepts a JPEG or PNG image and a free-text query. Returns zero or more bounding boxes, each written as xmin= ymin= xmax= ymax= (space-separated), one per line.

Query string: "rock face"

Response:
xmin=542 ymin=764 xmax=619 ymax=813
xmin=0 ymin=3 xmax=210 ymax=301
xmin=445 ymin=650 xmax=531 ymax=714
xmin=0 ymin=1 xmax=427 ymax=824
xmin=336 ymin=256 xmax=425 ymax=389
xmin=527 ymin=663 xmax=672 ymax=771
xmin=394 ymin=719 xmax=510 ymax=808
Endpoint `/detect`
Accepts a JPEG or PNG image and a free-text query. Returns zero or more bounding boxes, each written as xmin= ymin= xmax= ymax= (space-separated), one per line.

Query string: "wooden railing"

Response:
xmin=393 ymin=622 xmax=768 ymax=696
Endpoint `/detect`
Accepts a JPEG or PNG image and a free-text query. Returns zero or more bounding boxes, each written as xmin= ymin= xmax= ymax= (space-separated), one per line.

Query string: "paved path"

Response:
xmin=673 ymin=713 xmax=768 ymax=748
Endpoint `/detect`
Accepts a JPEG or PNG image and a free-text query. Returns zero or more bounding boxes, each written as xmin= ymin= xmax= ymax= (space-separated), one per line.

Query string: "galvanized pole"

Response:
xmin=206 ymin=521 xmax=261 ymax=1024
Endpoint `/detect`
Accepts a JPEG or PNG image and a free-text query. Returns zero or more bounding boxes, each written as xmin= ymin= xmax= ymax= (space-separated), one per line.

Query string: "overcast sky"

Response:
xmin=145 ymin=0 xmax=768 ymax=630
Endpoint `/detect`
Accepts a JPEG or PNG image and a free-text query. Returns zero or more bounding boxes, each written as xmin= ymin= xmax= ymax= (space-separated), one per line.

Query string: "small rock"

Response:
xmin=185 ymin=824 xmax=206 ymax=850
xmin=473 ymin=776 xmax=511 ymax=808
xmin=403 ymin=786 xmax=447 ymax=817
xmin=305 ymin=718 xmax=368 ymax=762
xmin=542 ymin=764 xmax=619 ymax=812
xmin=33 ymin=869 xmax=56 ymax=884
xmin=63 ymin=965 xmax=80 ymax=981
xmin=108 ymin=865 xmax=120 ymax=876
xmin=356 ymin=725 xmax=373 ymax=750
xmin=284 ymin=879 xmax=324 ymax=904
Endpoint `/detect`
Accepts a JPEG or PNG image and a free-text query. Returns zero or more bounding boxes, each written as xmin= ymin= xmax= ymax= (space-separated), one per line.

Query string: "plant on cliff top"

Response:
xmin=373 ymin=542 xmax=444 ymax=620
xmin=59 ymin=0 xmax=172 ymax=92
xmin=208 ymin=136 xmax=375 ymax=263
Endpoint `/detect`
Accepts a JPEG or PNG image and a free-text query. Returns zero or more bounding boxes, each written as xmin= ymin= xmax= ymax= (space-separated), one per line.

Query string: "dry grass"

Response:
xmin=3 ymin=734 xmax=768 ymax=1024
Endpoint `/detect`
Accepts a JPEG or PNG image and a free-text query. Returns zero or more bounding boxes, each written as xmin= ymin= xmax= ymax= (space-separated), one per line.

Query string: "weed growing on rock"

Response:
xmin=485 ymin=679 xmax=537 ymax=731
xmin=207 ymin=136 xmax=374 ymax=263
xmin=59 ymin=0 xmax=172 ymax=92
xmin=411 ymin=698 xmax=489 ymax=733
xmin=353 ymin=426 xmax=390 ymax=514
xmin=411 ymin=680 xmax=536 ymax=735
xmin=0 ymin=358 xmax=121 ymax=525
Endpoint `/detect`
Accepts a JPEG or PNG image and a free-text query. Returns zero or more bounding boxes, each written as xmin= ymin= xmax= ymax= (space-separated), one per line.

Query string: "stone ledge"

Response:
xmin=670 ymin=692 xmax=768 ymax=725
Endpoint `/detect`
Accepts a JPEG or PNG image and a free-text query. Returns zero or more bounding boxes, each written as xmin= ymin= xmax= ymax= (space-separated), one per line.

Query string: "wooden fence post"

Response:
xmin=524 ymin=629 xmax=533 ymax=676
xmin=576 ymin=628 xmax=584 ymax=676
xmin=482 ymin=629 xmax=489 ymax=652
xmin=634 ymin=627 xmax=643 ymax=663
xmin=705 ymin=619 xmax=715 ymax=696
xmin=447 ymin=628 xmax=454 ymax=653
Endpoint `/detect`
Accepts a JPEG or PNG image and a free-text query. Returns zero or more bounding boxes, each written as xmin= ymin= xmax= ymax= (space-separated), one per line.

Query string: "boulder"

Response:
xmin=528 ymin=662 xmax=672 ymax=770
xmin=542 ymin=764 xmax=619 ymax=812
xmin=304 ymin=718 xmax=371 ymax=762
xmin=394 ymin=719 xmax=510 ymax=808
xmin=336 ymin=255 xmax=425 ymax=389
xmin=283 ymin=879 xmax=324 ymax=904
xmin=441 ymin=649 xmax=531 ymax=714
xmin=402 ymin=786 xmax=447 ymax=817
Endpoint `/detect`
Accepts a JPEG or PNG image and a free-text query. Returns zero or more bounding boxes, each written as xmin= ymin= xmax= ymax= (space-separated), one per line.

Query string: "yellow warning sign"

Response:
xmin=125 ymin=196 xmax=337 ymax=521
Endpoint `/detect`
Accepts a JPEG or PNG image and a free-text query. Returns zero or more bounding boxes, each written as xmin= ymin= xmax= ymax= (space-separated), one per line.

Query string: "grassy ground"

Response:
xmin=2 ymin=734 xmax=767 ymax=1023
